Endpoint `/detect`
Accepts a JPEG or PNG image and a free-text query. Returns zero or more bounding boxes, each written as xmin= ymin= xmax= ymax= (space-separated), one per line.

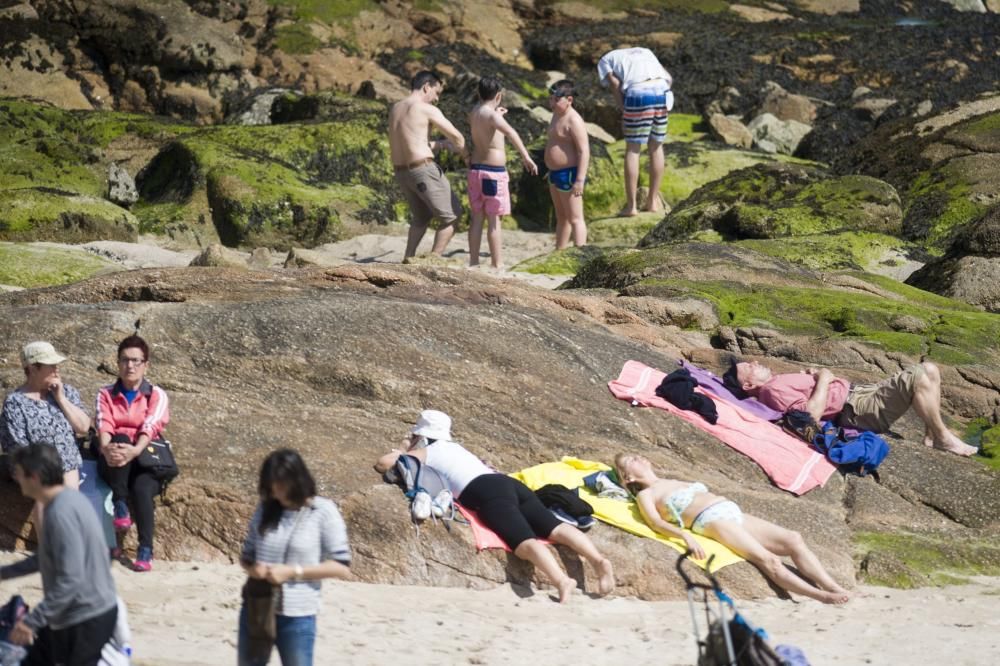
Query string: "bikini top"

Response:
xmin=662 ymin=482 xmax=708 ymax=527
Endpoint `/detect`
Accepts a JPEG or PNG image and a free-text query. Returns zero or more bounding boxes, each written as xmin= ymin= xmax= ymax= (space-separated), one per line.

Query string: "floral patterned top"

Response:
xmin=0 ymin=385 xmax=86 ymax=472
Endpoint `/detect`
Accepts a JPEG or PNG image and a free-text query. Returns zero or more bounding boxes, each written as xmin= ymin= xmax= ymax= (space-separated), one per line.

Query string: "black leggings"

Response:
xmin=459 ymin=474 xmax=561 ymax=550
xmin=98 ymin=455 xmax=161 ymax=550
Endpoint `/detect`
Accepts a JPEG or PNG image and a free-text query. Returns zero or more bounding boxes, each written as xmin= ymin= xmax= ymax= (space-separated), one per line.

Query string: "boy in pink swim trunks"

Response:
xmin=467 ymin=76 xmax=538 ymax=269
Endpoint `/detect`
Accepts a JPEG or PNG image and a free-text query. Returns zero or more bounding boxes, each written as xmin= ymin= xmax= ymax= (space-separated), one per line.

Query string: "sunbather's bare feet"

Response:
xmin=556 ymin=576 xmax=576 ymax=603
xmin=595 ymin=558 xmax=615 ymax=596
xmin=817 ymin=589 xmax=851 ymax=605
xmin=616 ymin=205 xmax=638 ymax=218
xmin=933 ymin=432 xmax=977 ymax=457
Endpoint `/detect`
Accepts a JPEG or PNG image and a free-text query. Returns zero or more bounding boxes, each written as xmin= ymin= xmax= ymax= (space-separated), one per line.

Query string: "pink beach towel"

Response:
xmin=457 ymin=503 xmax=551 ymax=552
xmin=609 ymin=360 xmax=836 ymax=495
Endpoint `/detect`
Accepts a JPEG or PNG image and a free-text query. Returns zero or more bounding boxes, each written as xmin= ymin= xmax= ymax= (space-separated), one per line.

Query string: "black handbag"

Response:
xmin=241 ymin=577 xmax=279 ymax=661
xmin=135 ymin=438 xmax=179 ymax=482
xmin=240 ymin=505 xmax=309 ymax=661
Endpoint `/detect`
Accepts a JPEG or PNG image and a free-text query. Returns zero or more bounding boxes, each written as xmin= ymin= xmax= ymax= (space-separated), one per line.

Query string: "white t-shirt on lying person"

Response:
xmin=424 ymin=439 xmax=492 ymax=497
xmin=597 ymin=47 xmax=672 ymax=94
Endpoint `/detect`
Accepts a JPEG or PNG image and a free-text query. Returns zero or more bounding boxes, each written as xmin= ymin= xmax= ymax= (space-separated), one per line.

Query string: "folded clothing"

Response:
xmin=655 ymin=367 xmax=719 ymax=424
xmin=534 ymin=484 xmax=594 ymax=518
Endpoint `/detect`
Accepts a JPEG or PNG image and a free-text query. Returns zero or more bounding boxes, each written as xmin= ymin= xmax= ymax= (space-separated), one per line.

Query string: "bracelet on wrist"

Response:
xmin=293 ymin=564 xmax=304 ymax=581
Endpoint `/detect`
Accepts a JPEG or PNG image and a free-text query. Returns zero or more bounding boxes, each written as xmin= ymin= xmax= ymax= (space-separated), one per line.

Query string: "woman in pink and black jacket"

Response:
xmin=96 ymin=334 xmax=170 ymax=572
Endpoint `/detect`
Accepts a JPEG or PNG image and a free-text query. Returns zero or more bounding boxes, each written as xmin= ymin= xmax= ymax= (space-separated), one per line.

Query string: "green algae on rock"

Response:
xmin=0 ymin=242 xmax=120 ymax=288
xmin=511 ymin=246 xmax=607 ymax=276
xmin=855 ymin=531 xmax=1000 ymax=588
xmin=0 ymin=188 xmax=138 ymax=243
xmin=640 ymin=162 xmax=902 ymax=247
xmin=568 ymin=242 xmax=1000 ymax=366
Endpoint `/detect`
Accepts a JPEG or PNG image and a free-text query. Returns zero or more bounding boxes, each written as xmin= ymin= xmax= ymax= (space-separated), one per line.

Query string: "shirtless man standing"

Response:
xmin=388 ymin=70 xmax=469 ymax=260
xmin=544 ymin=80 xmax=589 ymax=249
xmin=467 ymin=76 xmax=538 ymax=269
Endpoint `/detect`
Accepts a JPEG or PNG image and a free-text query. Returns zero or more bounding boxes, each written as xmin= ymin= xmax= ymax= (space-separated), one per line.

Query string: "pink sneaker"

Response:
xmin=113 ymin=500 xmax=132 ymax=532
xmin=133 ymin=546 xmax=153 ymax=572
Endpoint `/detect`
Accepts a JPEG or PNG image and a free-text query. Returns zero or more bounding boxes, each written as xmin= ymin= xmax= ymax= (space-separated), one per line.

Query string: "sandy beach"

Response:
xmin=2 ymin=552 xmax=997 ymax=665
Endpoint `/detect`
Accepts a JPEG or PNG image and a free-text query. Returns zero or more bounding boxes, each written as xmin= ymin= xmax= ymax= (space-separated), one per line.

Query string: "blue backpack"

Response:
xmin=812 ymin=423 xmax=889 ymax=481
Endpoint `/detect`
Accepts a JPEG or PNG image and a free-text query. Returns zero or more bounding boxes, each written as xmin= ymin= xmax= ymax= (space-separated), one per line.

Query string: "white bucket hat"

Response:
xmin=411 ymin=409 xmax=452 ymax=441
xmin=21 ymin=341 xmax=67 ymax=366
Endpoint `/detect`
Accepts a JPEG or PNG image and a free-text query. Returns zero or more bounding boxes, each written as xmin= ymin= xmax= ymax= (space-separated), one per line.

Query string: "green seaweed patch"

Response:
xmin=855 ymin=531 xmax=1000 ymax=588
xmin=905 ymin=168 xmax=988 ymax=251
xmin=588 ymin=213 xmax=661 ymax=246
xmin=274 ymin=23 xmax=324 ymax=54
xmin=513 ymin=246 xmax=606 ymax=276
xmin=665 ymin=113 xmax=707 ymax=143
xmin=734 ymin=232 xmax=915 ymax=273
xmin=0 ymin=188 xmax=138 ymax=243
xmin=0 ymin=242 xmax=120 ymax=288
xmin=266 ymin=0 xmax=378 ymax=23
xmin=569 ymin=0 xmax=727 ymax=12
xmin=570 ymin=249 xmax=1000 ymax=363
xmin=518 ymin=80 xmax=548 ymax=102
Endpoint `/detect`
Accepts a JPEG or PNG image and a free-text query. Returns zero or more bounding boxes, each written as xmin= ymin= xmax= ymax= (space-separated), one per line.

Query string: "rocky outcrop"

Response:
xmin=906 ymin=204 xmax=1000 ymax=311
xmin=640 ymin=163 xmax=902 ymax=246
xmin=1 ymin=265 xmax=998 ymax=598
xmin=746 ymin=113 xmax=812 ymax=155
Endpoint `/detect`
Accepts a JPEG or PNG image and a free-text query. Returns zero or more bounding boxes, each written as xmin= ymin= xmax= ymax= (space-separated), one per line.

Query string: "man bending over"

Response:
xmin=725 ymin=359 xmax=977 ymax=457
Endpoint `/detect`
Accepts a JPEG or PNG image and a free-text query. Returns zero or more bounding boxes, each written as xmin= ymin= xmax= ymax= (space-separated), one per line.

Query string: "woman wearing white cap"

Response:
xmin=376 ymin=410 xmax=615 ymax=602
xmin=1 ymin=341 xmax=90 ymax=490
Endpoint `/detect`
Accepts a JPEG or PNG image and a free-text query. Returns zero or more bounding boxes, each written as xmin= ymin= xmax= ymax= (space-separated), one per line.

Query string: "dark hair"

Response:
xmin=118 ymin=335 xmax=149 ymax=362
xmin=549 ymin=79 xmax=576 ymax=98
xmin=478 ymin=76 xmax=503 ymax=101
xmin=257 ymin=449 xmax=317 ymax=534
xmin=11 ymin=445 xmax=64 ymax=487
xmin=721 ymin=357 xmax=747 ymax=399
xmin=411 ymin=70 xmax=442 ymax=91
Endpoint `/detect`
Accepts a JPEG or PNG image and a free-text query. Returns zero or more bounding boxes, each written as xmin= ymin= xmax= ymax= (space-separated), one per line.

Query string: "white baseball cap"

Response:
xmin=21 ymin=341 xmax=67 ymax=366
xmin=411 ymin=410 xmax=452 ymax=441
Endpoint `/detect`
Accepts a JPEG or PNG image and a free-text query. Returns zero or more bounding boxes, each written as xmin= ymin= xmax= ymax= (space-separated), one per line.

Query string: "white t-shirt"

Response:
xmin=597 ymin=47 xmax=672 ymax=93
xmin=424 ymin=439 xmax=492 ymax=497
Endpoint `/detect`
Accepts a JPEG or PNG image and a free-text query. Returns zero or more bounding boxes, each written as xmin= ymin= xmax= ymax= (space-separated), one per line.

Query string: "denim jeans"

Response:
xmin=237 ymin=605 xmax=316 ymax=666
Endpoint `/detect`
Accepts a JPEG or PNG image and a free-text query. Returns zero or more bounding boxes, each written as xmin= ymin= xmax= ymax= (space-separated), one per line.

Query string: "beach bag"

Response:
xmin=812 ymin=424 xmax=889 ymax=481
xmin=700 ymin=614 xmax=783 ymax=666
xmin=384 ymin=454 xmax=455 ymax=527
xmin=135 ymin=438 xmax=179 ymax=483
xmin=240 ymin=507 xmax=308 ymax=661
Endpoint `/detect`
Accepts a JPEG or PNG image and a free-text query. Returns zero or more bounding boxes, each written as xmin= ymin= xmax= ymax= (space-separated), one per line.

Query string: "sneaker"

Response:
xmin=431 ymin=490 xmax=453 ymax=518
xmin=411 ymin=490 xmax=432 ymax=521
xmin=549 ymin=507 xmax=579 ymax=527
xmin=133 ymin=546 xmax=153 ymax=572
xmin=112 ymin=500 xmax=132 ymax=532
xmin=575 ymin=515 xmax=596 ymax=531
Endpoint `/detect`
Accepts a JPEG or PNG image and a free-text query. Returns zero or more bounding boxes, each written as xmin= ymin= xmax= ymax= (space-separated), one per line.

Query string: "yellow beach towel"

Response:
xmin=510 ymin=457 xmax=744 ymax=572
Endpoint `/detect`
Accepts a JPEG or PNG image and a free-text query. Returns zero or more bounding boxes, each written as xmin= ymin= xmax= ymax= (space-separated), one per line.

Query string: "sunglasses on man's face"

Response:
xmin=548 ymin=89 xmax=573 ymax=98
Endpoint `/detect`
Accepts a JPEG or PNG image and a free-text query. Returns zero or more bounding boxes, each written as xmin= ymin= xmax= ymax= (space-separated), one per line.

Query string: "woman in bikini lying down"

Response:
xmin=615 ymin=453 xmax=850 ymax=605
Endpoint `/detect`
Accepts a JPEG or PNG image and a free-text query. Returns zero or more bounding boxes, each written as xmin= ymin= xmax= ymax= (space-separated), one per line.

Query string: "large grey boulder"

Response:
xmin=107 ymin=163 xmax=138 ymax=207
xmin=746 ymin=113 xmax=812 ymax=155
xmin=758 ymin=81 xmax=817 ymax=125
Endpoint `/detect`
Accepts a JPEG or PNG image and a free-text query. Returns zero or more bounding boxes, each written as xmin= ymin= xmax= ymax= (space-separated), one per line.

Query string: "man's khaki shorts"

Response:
xmin=394 ymin=162 xmax=463 ymax=230
xmin=839 ymin=364 xmax=924 ymax=433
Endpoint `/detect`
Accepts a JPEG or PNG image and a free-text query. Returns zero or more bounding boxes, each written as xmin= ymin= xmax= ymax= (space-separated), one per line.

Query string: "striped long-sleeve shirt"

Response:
xmin=95 ymin=379 xmax=169 ymax=442
xmin=241 ymin=497 xmax=351 ymax=617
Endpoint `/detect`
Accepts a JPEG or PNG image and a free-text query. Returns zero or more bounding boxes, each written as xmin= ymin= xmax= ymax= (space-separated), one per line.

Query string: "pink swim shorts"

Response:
xmin=467 ymin=164 xmax=511 ymax=217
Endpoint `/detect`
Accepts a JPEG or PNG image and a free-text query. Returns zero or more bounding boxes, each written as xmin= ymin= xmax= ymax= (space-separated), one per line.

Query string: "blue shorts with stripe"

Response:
xmin=622 ymin=90 xmax=671 ymax=144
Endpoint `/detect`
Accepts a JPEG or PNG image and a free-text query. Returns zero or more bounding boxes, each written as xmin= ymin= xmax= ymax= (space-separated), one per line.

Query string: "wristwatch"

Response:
xmin=293 ymin=564 xmax=304 ymax=582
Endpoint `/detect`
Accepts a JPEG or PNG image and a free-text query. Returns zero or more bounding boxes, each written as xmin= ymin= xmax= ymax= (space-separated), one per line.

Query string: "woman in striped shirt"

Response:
xmin=238 ymin=449 xmax=352 ymax=666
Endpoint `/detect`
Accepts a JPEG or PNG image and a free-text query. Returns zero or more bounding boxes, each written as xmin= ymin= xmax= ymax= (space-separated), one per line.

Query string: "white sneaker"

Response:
xmin=411 ymin=491 xmax=432 ymax=521
xmin=431 ymin=490 xmax=453 ymax=518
